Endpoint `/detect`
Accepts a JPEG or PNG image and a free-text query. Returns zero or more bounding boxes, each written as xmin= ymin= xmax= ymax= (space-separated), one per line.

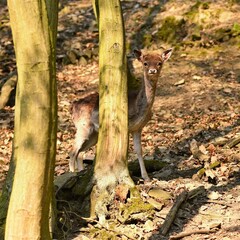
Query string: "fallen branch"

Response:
xmin=170 ymin=228 xmax=217 ymax=239
xmin=160 ymin=191 xmax=188 ymax=235
xmin=160 ymin=186 xmax=206 ymax=235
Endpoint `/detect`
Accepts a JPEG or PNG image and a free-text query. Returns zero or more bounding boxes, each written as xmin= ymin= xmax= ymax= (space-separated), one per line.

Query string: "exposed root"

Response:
xmin=90 ymin=168 xmax=136 ymax=224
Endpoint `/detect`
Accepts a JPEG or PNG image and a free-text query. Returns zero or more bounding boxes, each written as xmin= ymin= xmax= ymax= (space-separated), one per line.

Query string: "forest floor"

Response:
xmin=1 ymin=0 xmax=240 ymax=239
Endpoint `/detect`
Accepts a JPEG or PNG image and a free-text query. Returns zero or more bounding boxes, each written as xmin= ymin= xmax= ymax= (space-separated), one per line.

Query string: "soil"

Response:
xmin=1 ymin=0 xmax=240 ymax=239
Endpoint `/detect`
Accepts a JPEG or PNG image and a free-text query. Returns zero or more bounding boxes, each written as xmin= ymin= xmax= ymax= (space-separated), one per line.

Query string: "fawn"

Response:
xmin=69 ymin=48 xmax=173 ymax=180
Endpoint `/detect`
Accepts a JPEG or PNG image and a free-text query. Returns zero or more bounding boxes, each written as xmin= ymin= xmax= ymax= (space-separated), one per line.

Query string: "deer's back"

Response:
xmin=72 ymin=92 xmax=99 ymax=127
xmin=72 ymin=90 xmax=152 ymax=132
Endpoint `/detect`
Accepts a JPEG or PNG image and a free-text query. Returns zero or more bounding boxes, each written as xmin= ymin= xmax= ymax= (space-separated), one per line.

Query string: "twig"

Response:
xmin=170 ymin=228 xmax=217 ymax=239
xmin=161 ymin=191 xmax=188 ymax=235
xmin=201 ymin=199 xmax=232 ymax=208
xmin=225 ymin=135 xmax=240 ymax=148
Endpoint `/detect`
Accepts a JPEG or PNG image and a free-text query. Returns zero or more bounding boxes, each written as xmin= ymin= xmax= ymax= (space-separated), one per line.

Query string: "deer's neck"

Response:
xmin=136 ymin=73 xmax=158 ymax=109
xmin=128 ymin=72 xmax=159 ymax=132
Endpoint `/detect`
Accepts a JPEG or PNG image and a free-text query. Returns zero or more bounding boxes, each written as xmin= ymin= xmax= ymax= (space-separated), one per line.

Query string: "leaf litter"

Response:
xmin=1 ymin=0 xmax=240 ymax=239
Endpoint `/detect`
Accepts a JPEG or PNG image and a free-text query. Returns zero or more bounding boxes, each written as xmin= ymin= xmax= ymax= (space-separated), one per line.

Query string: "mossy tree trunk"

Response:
xmin=91 ymin=0 xmax=135 ymax=224
xmin=4 ymin=0 xmax=58 ymax=239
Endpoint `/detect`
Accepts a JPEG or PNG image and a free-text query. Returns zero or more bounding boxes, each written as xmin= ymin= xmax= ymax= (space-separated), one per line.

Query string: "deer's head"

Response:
xmin=134 ymin=48 xmax=173 ymax=77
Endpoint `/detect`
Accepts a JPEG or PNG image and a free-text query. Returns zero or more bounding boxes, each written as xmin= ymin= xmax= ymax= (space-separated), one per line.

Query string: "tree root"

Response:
xmin=90 ymin=168 xmax=136 ymax=224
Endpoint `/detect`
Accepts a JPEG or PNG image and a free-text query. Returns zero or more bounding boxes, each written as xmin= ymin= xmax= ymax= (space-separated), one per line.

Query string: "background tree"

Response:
xmin=91 ymin=0 xmax=135 ymax=223
xmin=4 ymin=0 xmax=58 ymax=239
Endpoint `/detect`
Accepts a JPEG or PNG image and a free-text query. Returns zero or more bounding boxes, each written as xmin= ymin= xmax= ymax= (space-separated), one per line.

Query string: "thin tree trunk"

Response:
xmin=0 ymin=151 xmax=15 ymax=240
xmin=91 ymin=0 xmax=134 ymax=224
xmin=5 ymin=0 xmax=58 ymax=239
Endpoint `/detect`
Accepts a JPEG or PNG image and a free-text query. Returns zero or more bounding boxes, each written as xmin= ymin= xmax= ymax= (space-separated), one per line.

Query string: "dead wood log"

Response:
xmin=0 ymin=71 xmax=17 ymax=109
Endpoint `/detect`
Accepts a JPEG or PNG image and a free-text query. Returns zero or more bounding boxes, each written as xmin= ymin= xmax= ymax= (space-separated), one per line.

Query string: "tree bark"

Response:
xmin=5 ymin=0 xmax=58 ymax=239
xmin=91 ymin=0 xmax=135 ymax=224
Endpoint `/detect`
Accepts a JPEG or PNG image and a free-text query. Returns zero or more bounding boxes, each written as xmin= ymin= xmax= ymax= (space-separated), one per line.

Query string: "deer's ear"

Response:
xmin=133 ymin=49 xmax=142 ymax=61
xmin=162 ymin=48 xmax=173 ymax=62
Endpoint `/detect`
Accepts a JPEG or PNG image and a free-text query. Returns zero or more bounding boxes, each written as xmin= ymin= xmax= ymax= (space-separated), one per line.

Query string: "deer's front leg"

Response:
xmin=132 ymin=131 xmax=150 ymax=181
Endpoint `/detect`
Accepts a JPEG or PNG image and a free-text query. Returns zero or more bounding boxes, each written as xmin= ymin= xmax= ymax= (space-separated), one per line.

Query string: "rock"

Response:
xmin=223 ymin=88 xmax=232 ymax=94
xmin=148 ymin=188 xmax=172 ymax=201
xmin=144 ymin=220 xmax=155 ymax=232
xmin=174 ymin=79 xmax=185 ymax=86
xmin=147 ymin=197 xmax=164 ymax=210
xmin=193 ymin=75 xmax=202 ymax=80
xmin=54 ymin=172 xmax=78 ymax=190
xmin=209 ymin=222 xmax=221 ymax=229
xmin=71 ymin=41 xmax=82 ymax=50
xmin=180 ymin=53 xmax=187 ymax=57
xmin=83 ymin=49 xmax=92 ymax=58
xmin=92 ymin=47 xmax=99 ymax=56
xmin=66 ymin=50 xmax=77 ymax=64
xmin=145 ymin=155 xmax=154 ymax=161
xmin=208 ymin=191 xmax=221 ymax=200
xmin=79 ymin=56 xmax=88 ymax=66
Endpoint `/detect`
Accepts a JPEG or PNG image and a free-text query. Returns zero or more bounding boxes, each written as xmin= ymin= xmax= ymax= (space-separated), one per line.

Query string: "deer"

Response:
xmin=69 ymin=48 xmax=173 ymax=180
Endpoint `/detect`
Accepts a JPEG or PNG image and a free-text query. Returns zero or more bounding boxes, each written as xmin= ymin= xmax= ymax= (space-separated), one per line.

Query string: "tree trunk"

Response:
xmin=91 ymin=0 xmax=135 ymax=224
xmin=0 ymin=151 xmax=15 ymax=240
xmin=5 ymin=0 xmax=58 ymax=239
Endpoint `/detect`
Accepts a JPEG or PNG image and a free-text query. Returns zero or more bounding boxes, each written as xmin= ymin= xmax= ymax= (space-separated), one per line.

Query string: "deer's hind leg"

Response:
xmin=69 ymin=123 xmax=98 ymax=172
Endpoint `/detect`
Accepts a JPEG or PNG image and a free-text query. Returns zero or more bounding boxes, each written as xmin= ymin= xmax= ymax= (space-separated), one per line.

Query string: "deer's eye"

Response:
xmin=157 ymin=62 xmax=162 ymax=66
xmin=144 ymin=62 xmax=148 ymax=67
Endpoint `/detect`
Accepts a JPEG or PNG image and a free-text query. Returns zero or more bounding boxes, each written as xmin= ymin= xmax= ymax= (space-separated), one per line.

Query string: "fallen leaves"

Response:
xmin=1 ymin=0 xmax=240 ymax=240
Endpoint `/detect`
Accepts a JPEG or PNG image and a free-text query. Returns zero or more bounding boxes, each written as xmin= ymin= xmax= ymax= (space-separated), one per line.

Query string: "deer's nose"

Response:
xmin=148 ymin=69 xmax=157 ymax=74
